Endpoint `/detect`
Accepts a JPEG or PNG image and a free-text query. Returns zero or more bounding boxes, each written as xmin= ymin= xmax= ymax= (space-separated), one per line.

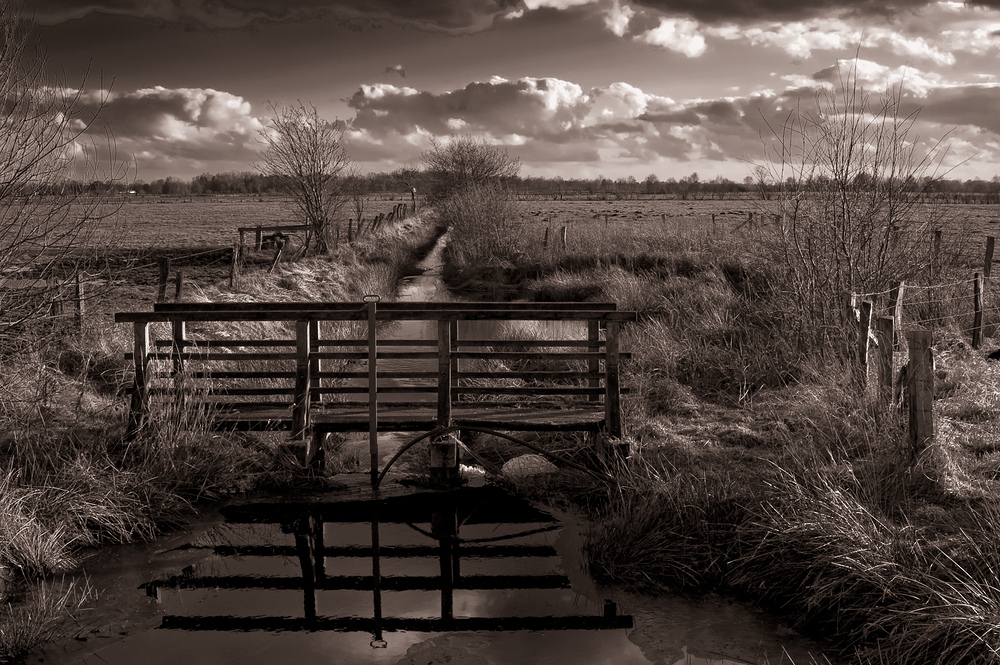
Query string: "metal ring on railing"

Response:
xmin=363 ymin=294 xmax=381 ymax=303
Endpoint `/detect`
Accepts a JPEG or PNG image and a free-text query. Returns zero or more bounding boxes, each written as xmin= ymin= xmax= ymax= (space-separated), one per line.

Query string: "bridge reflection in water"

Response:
xmin=143 ymin=486 xmax=633 ymax=659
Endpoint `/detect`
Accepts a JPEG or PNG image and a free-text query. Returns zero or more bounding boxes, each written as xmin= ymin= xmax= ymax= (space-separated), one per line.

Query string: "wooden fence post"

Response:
xmin=255 ymin=226 xmax=263 ymax=251
xmin=74 ymin=272 xmax=85 ymax=331
xmin=844 ymin=292 xmax=858 ymax=360
xmin=47 ymin=276 xmax=62 ymax=317
xmin=857 ymin=300 xmax=873 ymax=387
xmin=368 ymin=297 xmax=380 ymax=485
xmin=875 ymin=316 xmax=894 ymax=407
xmin=156 ymin=257 xmax=170 ymax=303
xmin=309 ymin=319 xmax=322 ymax=402
xmin=905 ymin=330 xmax=934 ymax=461
xmin=543 ymin=227 xmax=549 ymax=249
xmin=889 ymin=282 xmax=905 ymax=350
xmin=229 ymin=242 xmax=239 ymax=288
xmin=306 ymin=319 xmax=324 ymax=468
xmin=560 ymin=226 xmax=568 ymax=250
xmin=973 ymin=272 xmax=984 ymax=349
xmin=450 ymin=319 xmax=459 ymax=391
xmin=985 ymin=236 xmax=995 ymax=279
xmin=174 ymin=270 xmax=184 ymax=301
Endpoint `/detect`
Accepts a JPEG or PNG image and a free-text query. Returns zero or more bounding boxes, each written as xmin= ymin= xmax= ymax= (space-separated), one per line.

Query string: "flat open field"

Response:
xmin=31 ymin=196 xmax=1000 ymax=316
xmin=110 ymin=196 xmax=1000 ymax=256
xmin=509 ymin=198 xmax=1000 ymax=265
xmin=119 ymin=195 xmax=417 ymax=251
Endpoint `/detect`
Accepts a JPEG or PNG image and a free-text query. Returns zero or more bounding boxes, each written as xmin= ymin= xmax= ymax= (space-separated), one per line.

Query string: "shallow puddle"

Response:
xmin=29 ymin=483 xmax=832 ymax=665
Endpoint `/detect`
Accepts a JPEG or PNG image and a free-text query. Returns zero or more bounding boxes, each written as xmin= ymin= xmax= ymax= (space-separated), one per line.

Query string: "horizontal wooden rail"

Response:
xmin=237 ymin=225 xmax=312 ymax=233
xmin=153 ymin=301 xmax=619 ymax=312
xmin=116 ymin=309 xmax=635 ymax=323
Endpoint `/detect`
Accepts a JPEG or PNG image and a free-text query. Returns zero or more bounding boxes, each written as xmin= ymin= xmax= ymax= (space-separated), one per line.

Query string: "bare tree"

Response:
xmin=0 ymin=0 xmax=129 ymax=344
xmin=420 ymin=135 xmax=520 ymax=202
xmin=256 ymin=102 xmax=352 ymax=254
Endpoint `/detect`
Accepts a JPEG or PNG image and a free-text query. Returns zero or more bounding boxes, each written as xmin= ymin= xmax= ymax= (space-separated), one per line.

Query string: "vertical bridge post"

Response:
xmin=291 ymin=321 xmax=311 ymax=439
xmin=588 ymin=319 xmax=601 ymax=402
xmin=366 ymin=296 xmax=380 ymax=487
xmin=127 ymin=320 xmax=151 ymax=438
xmin=431 ymin=317 xmax=458 ymax=485
xmin=602 ymin=318 xmax=626 ymax=461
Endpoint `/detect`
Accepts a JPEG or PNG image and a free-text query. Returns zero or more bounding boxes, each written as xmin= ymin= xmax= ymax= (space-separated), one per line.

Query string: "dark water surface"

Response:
xmin=29 ymin=483 xmax=829 ymax=665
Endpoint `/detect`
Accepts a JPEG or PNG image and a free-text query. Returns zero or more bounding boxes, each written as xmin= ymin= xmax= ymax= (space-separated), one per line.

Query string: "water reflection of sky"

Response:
xmin=79 ymin=488 xmax=659 ymax=665
xmin=31 ymin=481 xmax=835 ymax=665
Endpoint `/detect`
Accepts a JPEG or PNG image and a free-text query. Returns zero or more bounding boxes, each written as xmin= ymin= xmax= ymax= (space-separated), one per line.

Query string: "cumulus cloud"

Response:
xmin=69 ymin=61 xmax=1000 ymax=180
xmin=342 ymin=64 xmax=1000 ymax=177
xmin=635 ymin=17 xmax=706 ymax=56
xmin=79 ymin=86 xmax=265 ymax=177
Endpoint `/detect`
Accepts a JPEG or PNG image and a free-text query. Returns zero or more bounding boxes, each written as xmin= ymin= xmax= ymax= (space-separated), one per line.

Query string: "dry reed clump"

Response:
xmin=582 ymin=363 xmax=1000 ymax=664
xmin=438 ymin=184 xmax=520 ymax=270
xmin=0 ymin=577 xmax=92 ymax=661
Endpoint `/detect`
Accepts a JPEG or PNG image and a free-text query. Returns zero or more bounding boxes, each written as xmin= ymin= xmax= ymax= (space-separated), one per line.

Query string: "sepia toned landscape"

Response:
xmin=8 ymin=1 xmax=1000 ymax=664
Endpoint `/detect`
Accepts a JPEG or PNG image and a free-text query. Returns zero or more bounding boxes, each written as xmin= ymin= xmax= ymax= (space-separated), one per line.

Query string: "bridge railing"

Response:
xmin=115 ymin=301 xmax=635 ymax=474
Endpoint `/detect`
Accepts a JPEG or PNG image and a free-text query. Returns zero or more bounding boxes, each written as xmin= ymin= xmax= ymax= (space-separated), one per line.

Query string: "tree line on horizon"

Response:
xmin=40 ymin=169 xmax=1000 ymax=203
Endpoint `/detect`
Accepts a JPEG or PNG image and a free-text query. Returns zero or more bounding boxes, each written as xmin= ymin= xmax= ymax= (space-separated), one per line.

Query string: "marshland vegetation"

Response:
xmin=427 ymin=83 xmax=1000 ymax=663
xmin=4 ymin=15 xmax=1000 ymax=658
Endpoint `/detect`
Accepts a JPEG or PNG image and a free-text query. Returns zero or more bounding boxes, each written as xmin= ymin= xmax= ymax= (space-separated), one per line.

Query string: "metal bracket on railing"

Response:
xmin=363 ymin=295 xmax=380 ymax=487
xmin=373 ymin=425 xmax=615 ymax=490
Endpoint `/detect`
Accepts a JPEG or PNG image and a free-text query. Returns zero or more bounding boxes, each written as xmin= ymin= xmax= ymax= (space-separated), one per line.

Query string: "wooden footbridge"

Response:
xmin=115 ymin=300 xmax=635 ymax=486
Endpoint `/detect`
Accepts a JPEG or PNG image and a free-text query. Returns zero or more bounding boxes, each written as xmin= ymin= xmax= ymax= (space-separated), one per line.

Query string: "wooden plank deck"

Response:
xmin=209 ymin=402 xmax=606 ymax=433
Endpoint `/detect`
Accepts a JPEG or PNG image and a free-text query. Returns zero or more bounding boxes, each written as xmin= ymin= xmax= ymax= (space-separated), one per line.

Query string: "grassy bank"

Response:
xmin=0 ymin=212 xmax=443 ymax=662
xmin=438 ymin=196 xmax=1000 ymax=663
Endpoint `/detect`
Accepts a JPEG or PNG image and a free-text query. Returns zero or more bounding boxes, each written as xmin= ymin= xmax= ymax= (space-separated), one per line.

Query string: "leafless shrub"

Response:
xmin=752 ymin=58 xmax=963 ymax=353
xmin=256 ymin=101 xmax=352 ymax=254
xmin=0 ymin=0 xmax=130 ymax=348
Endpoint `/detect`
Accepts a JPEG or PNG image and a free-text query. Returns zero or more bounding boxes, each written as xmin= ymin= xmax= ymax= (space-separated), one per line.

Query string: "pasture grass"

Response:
xmin=439 ymin=200 xmax=1000 ymax=663
xmin=0 ymin=209 xmax=442 ymax=661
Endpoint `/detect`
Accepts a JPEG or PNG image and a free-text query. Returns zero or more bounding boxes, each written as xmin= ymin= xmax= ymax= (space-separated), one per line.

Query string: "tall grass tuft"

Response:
xmin=0 ymin=578 xmax=92 ymax=661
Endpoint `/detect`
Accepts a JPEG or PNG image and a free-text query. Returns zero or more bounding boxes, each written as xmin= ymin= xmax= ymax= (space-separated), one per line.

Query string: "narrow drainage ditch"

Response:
xmin=27 ymin=233 xmax=836 ymax=665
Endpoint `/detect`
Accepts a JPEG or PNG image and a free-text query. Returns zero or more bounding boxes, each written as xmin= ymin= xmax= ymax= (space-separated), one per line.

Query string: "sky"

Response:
xmin=21 ymin=0 xmax=1000 ymax=183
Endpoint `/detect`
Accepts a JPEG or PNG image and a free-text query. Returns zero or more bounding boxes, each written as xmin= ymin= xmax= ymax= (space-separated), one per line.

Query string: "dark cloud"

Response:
xmin=31 ymin=0 xmax=518 ymax=31
xmin=920 ymin=85 xmax=1000 ymax=136
xmin=629 ymin=0 xmax=935 ymax=24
